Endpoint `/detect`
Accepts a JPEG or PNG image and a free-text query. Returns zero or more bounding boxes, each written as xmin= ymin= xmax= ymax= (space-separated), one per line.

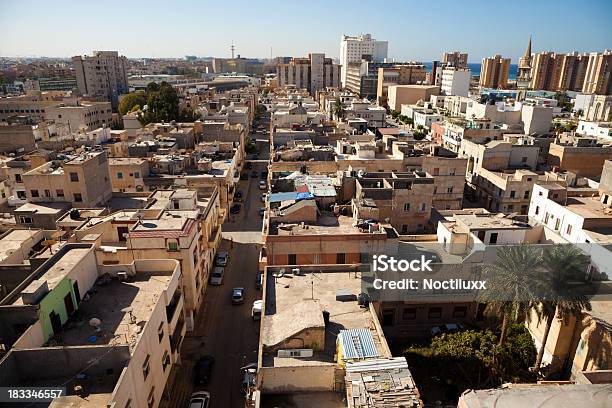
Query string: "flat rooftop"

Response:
xmin=451 ymin=213 xmax=532 ymax=231
xmin=0 ymin=229 xmax=42 ymax=263
xmin=564 ymin=196 xmax=612 ymax=220
xmin=109 ymin=157 xmax=146 ymax=165
xmin=270 ymin=215 xmax=375 ymax=236
xmin=263 ymin=269 xmax=382 ymax=367
xmin=54 ymin=273 xmax=171 ymax=349
xmin=132 ymin=210 xmax=198 ymax=232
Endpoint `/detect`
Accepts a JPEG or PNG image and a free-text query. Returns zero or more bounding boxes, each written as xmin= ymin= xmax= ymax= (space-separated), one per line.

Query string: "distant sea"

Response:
xmin=423 ymin=62 xmax=518 ymax=80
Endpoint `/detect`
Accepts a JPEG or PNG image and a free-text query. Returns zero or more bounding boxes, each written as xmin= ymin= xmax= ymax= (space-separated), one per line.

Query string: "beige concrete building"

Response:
xmin=72 ymin=50 xmax=129 ymax=108
xmin=276 ymin=54 xmax=340 ymax=95
xmin=0 ymin=244 xmax=185 ymax=408
xmin=0 ymin=124 xmax=36 ymax=154
xmin=387 ymin=84 xmax=439 ymax=112
xmin=22 ymin=150 xmax=112 ymax=208
xmin=376 ymin=64 xmax=427 ymax=106
xmin=582 ymin=49 xmax=612 ymax=95
xmin=442 ymin=51 xmax=468 ymax=68
xmin=479 ymin=55 xmax=510 ymax=89
xmin=44 ymin=101 xmax=113 ymax=132
xmin=109 ymin=157 xmax=149 ymax=192
xmin=547 ymin=136 xmax=612 ymax=178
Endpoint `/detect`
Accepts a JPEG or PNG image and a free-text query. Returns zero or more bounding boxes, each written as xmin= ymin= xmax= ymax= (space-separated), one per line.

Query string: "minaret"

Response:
xmin=517 ymin=36 xmax=533 ymax=89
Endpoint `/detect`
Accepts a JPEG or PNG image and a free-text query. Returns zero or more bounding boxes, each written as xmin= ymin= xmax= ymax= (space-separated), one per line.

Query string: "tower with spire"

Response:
xmin=517 ymin=36 xmax=533 ymax=89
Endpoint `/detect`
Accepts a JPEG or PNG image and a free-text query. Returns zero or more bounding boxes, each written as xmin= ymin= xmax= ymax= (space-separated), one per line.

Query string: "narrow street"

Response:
xmin=161 ymin=140 xmax=268 ymax=408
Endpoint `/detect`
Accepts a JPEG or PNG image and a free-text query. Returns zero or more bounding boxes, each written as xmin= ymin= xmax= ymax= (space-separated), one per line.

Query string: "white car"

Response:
xmin=209 ymin=267 xmax=224 ymax=285
xmin=251 ymin=300 xmax=263 ymax=320
xmin=261 ymin=193 xmax=267 ymax=202
xmin=258 ymin=180 xmax=267 ymax=190
xmin=216 ymin=251 xmax=228 ymax=266
xmin=188 ymin=391 xmax=210 ymax=408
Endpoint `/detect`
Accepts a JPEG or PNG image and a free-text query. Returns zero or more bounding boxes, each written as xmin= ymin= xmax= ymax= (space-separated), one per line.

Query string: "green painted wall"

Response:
xmin=39 ymin=278 xmax=78 ymax=341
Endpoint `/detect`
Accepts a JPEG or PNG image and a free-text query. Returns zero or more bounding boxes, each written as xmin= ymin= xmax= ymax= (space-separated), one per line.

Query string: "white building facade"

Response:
xmin=339 ymin=34 xmax=388 ymax=87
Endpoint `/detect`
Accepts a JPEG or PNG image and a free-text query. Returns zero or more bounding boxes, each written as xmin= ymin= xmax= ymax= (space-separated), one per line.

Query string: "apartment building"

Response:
xmin=22 ymin=149 xmax=112 ymax=208
xmin=440 ymin=66 xmax=470 ymax=97
xmin=257 ymin=264 xmax=421 ymax=406
xmin=108 ymin=157 xmax=150 ymax=192
xmin=582 ymin=49 xmax=612 ymax=95
xmin=579 ymin=94 xmax=611 ymax=122
xmin=530 ymin=51 xmax=589 ymax=92
xmin=45 ymin=101 xmax=113 ymax=132
xmin=0 ymin=244 xmax=185 ymax=408
xmin=72 ymin=50 xmax=129 ymax=108
xmin=0 ymin=124 xmax=36 ymax=154
xmin=352 ymin=172 xmax=435 ymax=234
xmin=387 ymin=84 xmax=439 ymax=112
xmin=276 ymin=54 xmax=340 ymax=95
xmin=547 ymin=136 xmax=612 ymax=178
xmin=442 ymin=51 xmax=468 ymax=68
xmin=339 ymin=34 xmax=388 ymax=86
xmin=479 ymin=55 xmax=511 ymax=89
xmin=376 ymin=64 xmax=428 ymax=106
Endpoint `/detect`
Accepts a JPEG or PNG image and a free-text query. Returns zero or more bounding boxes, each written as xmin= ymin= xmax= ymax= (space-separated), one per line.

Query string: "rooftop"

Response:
xmin=564 ymin=196 xmax=612 ymax=220
xmin=0 ymin=229 xmax=42 ymax=264
xmin=270 ymin=215 xmax=383 ymax=237
xmin=53 ymin=273 xmax=171 ymax=349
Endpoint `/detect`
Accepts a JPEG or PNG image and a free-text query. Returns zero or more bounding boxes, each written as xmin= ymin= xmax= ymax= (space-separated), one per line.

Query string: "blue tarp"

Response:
xmin=296 ymin=192 xmax=314 ymax=200
xmin=268 ymin=192 xmax=298 ymax=203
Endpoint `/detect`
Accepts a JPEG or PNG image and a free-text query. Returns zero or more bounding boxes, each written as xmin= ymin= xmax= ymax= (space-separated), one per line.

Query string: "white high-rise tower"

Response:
xmin=339 ymin=34 xmax=388 ymax=87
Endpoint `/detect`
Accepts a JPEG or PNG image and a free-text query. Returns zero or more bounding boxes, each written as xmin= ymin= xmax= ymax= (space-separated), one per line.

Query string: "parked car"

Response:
xmin=258 ymin=181 xmax=267 ymax=190
xmin=259 ymin=207 xmax=265 ymax=216
xmin=232 ymin=287 xmax=245 ymax=304
xmin=230 ymin=203 xmax=241 ymax=214
xmin=216 ymin=251 xmax=228 ymax=266
xmin=235 ymin=190 xmax=243 ymax=201
xmin=261 ymin=170 xmax=268 ymax=178
xmin=431 ymin=323 xmax=463 ymax=337
xmin=261 ymin=193 xmax=267 ymax=202
xmin=241 ymin=363 xmax=257 ymax=395
xmin=255 ymin=273 xmax=263 ymax=289
xmin=193 ymin=355 xmax=215 ymax=386
xmin=245 ymin=161 xmax=253 ymax=169
xmin=188 ymin=391 xmax=210 ymax=408
xmin=251 ymin=300 xmax=263 ymax=320
xmin=240 ymin=173 xmax=248 ymax=180
xmin=209 ymin=267 xmax=224 ymax=285
xmin=251 ymin=170 xmax=258 ymax=178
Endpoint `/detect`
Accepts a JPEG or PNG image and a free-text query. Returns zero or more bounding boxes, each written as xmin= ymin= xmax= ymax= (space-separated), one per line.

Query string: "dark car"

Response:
xmin=193 ymin=355 xmax=215 ymax=386
xmin=235 ymin=191 xmax=243 ymax=201
xmin=230 ymin=203 xmax=241 ymax=214
xmin=240 ymin=173 xmax=248 ymax=180
xmin=232 ymin=287 xmax=245 ymax=304
xmin=245 ymin=161 xmax=253 ymax=169
xmin=251 ymin=170 xmax=258 ymax=178
xmin=255 ymin=273 xmax=263 ymax=289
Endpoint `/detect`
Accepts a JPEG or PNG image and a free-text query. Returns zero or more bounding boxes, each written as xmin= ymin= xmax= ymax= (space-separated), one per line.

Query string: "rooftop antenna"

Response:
xmin=230 ymin=41 xmax=235 ymax=59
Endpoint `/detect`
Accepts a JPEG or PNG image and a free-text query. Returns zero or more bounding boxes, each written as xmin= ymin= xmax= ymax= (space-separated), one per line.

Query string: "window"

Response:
xmin=535 ymin=206 xmax=540 ymax=215
xmin=509 ymin=191 xmax=516 ymax=198
xmin=158 ymin=322 xmax=164 ymax=342
xmin=402 ymin=307 xmax=417 ymax=320
xmin=44 ymin=189 xmax=51 ymax=197
xmin=167 ymin=241 xmax=179 ymax=252
xmin=15 ymin=174 xmax=22 ymax=183
xmin=433 ymin=168 xmax=440 ymax=176
xmin=428 ymin=307 xmax=442 ymax=319
xmin=507 ymin=205 xmax=514 ymax=211
xmin=521 ymin=156 xmax=528 ymax=163
xmin=30 ymin=189 xmax=39 ymax=198
xmin=420 ymin=203 xmax=426 ymax=211
xmin=19 ymin=216 xmax=33 ymax=224
xmin=566 ymin=224 xmax=573 ymax=235
xmin=142 ymin=355 xmax=151 ymax=379
xmin=449 ymin=168 xmax=456 ymax=175
xmin=453 ymin=306 xmax=467 ymax=318
xmin=117 ymin=172 xmax=123 ymax=179
xmin=447 ymin=186 xmax=453 ymax=194
xmin=74 ymin=193 xmax=83 ymax=202
xmin=69 ymin=172 xmax=79 ymax=182
xmin=403 ymin=203 xmax=411 ymax=211
xmin=125 ymin=399 xmax=132 ymax=408
xmin=524 ymin=191 xmax=529 ymax=199
xmin=336 ymin=253 xmax=346 ymax=264
xmin=147 ymin=387 xmax=155 ymax=408
xmin=162 ymin=351 xmax=170 ymax=371
xmin=288 ymin=254 xmax=297 ymax=265
xmin=489 ymin=233 xmax=498 ymax=244
xmin=134 ymin=172 xmax=141 ymax=178
xmin=555 ymin=219 xmax=560 ymax=230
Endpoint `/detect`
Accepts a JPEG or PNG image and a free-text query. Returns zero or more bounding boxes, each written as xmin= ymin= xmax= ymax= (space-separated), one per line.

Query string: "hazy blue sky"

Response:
xmin=1 ymin=0 xmax=611 ymax=62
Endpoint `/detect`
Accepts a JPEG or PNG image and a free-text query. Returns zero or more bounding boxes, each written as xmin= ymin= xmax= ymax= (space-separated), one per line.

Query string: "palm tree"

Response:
xmin=533 ymin=244 xmax=592 ymax=372
xmin=332 ymin=99 xmax=343 ymax=120
xmin=478 ymin=245 xmax=543 ymax=346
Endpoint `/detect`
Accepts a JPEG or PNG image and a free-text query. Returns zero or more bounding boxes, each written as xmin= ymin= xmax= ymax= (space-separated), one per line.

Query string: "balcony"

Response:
xmin=166 ymin=291 xmax=183 ymax=333
xmin=207 ymin=226 xmax=221 ymax=249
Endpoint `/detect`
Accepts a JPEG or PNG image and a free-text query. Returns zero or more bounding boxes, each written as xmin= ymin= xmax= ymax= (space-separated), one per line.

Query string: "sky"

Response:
xmin=1 ymin=0 xmax=611 ymax=62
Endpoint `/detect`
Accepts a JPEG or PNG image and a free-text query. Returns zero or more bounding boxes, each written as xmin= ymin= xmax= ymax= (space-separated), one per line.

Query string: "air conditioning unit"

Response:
xmin=117 ymin=271 xmax=129 ymax=281
xmin=277 ymin=349 xmax=313 ymax=358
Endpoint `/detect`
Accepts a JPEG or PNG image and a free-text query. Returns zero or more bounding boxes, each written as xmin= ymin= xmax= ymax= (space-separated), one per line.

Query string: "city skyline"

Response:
xmin=1 ymin=0 xmax=611 ymax=61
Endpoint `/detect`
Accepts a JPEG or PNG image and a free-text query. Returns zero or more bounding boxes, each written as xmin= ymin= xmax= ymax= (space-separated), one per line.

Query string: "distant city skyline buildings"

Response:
xmin=1 ymin=0 xmax=611 ymax=61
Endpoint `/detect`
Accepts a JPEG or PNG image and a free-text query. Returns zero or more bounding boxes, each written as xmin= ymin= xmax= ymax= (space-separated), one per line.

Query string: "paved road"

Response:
xmin=161 ymin=143 xmax=268 ymax=408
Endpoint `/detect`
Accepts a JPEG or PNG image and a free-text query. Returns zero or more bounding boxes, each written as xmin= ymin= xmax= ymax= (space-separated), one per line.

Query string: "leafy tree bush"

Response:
xmin=118 ymin=91 xmax=146 ymax=115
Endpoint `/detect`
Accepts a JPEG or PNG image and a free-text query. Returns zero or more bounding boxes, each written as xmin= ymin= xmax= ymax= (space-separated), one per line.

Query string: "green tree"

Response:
xmin=478 ymin=245 xmax=543 ymax=346
xmin=139 ymin=81 xmax=180 ymax=125
xmin=533 ymin=245 xmax=591 ymax=372
xmin=118 ymin=91 xmax=147 ymax=115
xmin=332 ymin=99 xmax=343 ymax=119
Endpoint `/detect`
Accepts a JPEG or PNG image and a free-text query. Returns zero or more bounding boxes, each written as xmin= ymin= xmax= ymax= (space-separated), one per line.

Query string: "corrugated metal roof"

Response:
xmin=339 ymin=328 xmax=379 ymax=360
xmin=346 ymin=357 xmax=408 ymax=372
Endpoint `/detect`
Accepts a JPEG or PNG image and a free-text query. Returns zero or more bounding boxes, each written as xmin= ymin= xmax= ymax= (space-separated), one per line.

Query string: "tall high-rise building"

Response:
xmin=530 ymin=51 xmax=589 ymax=92
xmin=583 ymin=50 xmax=612 ymax=95
xmin=276 ymin=53 xmax=340 ymax=95
xmin=517 ymin=37 xmax=533 ymax=89
xmin=340 ymin=34 xmax=388 ymax=87
xmin=442 ymin=52 xmax=468 ymax=68
xmin=479 ymin=55 xmax=511 ymax=89
xmin=72 ymin=51 xmax=128 ymax=109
